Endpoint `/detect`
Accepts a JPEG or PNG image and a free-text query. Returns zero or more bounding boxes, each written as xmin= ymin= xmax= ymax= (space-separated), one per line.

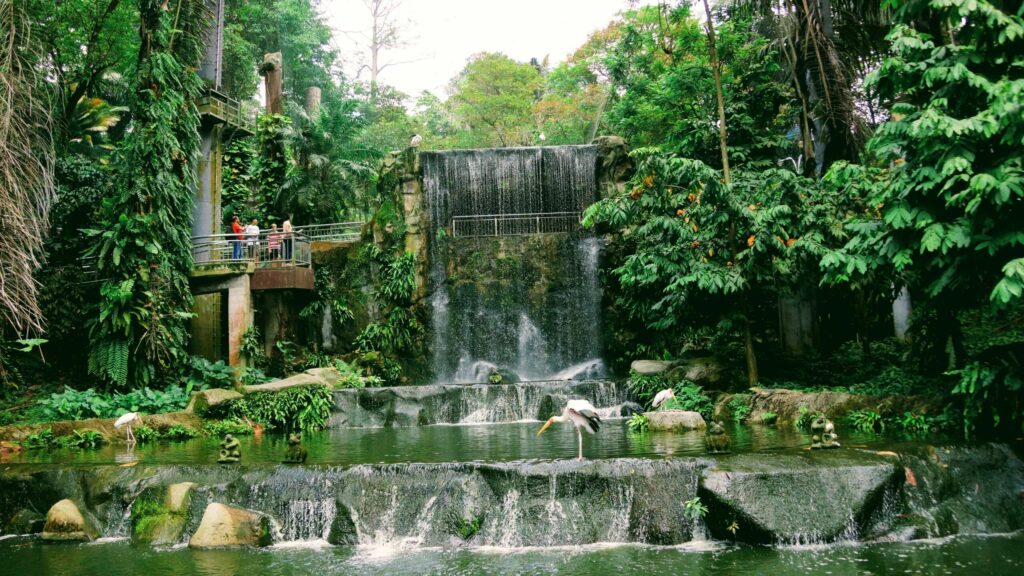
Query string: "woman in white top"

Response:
xmin=245 ymin=219 xmax=260 ymax=259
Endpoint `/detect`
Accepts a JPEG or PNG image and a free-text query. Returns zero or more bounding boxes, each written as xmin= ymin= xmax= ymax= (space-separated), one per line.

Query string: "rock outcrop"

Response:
xmin=41 ymin=499 xmax=98 ymax=542
xmin=646 ymin=410 xmax=707 ymax=431
xmin=132 ymin=482 xmax=196 ymax=545
xmin=189 ymin=503 xmax=272 ymax=548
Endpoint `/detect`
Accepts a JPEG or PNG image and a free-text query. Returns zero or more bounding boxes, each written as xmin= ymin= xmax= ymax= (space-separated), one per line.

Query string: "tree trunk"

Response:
xmin=703 ymin=0 xmax=758 ymax=385
xmin=263 ymin=52 xmax=283 ymax=115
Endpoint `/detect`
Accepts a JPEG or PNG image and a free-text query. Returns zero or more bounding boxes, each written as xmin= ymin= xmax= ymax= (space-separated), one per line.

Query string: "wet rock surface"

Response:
xmin=645 ymin=410 xmax=707 ymax=431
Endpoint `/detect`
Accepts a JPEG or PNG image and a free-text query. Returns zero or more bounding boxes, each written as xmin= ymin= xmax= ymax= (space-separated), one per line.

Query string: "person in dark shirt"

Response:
xmin=231 ymin=215 xmax=244 ymax=260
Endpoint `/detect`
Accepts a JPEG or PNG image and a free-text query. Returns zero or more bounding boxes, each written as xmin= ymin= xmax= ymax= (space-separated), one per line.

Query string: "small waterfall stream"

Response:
xmin=422 ymin=145 xmax=605 ymax=383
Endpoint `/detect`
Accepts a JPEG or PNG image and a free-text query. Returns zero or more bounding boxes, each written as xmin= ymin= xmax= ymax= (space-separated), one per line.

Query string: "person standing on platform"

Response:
xmin=282 ymin=217 xmax=293 ymax=261
xmin=231 ymin=215 xmax=244 ymax=260
xmin=245 ymin=218 xmax=260 ymax=260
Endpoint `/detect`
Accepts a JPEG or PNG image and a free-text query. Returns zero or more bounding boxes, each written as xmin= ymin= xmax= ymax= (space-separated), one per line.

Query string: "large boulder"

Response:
xmin=245 ymin=367 xmax=342 ymax=393
xmin=132 ymin=482 xmax=196 ymax=546
xmin=189 ymin=503 xmax=272 ymax=548
xmin=664 ymin=357 xmax=725 ymax=387
xmin=720 ymin=387 xmax=947 ymax=425
xmin=187 ymin=389 xmax=243 ymax=415
xmin=41 ymin=499 xmax=98 ymax=542
xmin=630 ymin=360 xmax=674 ymax=376
xmin=645 ymin=410 xmax=707 ymax=431
xmin=700 ymin=452 xmax=899 ymax=544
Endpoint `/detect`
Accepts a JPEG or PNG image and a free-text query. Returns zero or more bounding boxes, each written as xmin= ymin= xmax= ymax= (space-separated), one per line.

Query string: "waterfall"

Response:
xmin=422 ymin=145 xmax=605 ymax=383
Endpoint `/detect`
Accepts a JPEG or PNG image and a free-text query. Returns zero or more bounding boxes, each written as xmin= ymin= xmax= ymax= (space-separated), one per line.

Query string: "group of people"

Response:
xmin=230 ymin=215 xmax=293 ymax=261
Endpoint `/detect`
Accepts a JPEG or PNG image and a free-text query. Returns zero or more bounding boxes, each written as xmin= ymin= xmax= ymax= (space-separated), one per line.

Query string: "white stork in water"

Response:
xmin=651 ymin=388 xmax=675 ymax=410
xmin=536 ymin=399 xmax=602 ymax=461
xmin=114 ymin=412 xmax=142 ymax=445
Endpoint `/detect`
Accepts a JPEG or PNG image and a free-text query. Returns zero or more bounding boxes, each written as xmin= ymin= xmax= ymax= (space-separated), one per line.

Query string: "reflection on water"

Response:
xmin=0 ymin=533 xmax=1021 ymax=576
xmin=3 ymin=421 xmax=950 ymax=467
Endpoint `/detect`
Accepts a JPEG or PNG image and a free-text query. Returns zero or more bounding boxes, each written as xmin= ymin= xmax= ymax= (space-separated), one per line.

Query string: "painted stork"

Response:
xmin=114 ymin=412 xmax=142 ymax=444
xmin=536 ymin=399 xmax=602 ymax=461
xmin=652 ymin=388 xmax=675 ymax=410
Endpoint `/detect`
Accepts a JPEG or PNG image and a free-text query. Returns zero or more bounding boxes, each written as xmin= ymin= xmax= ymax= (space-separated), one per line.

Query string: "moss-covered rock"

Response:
xmin=186 ymin=389 xmax=243 ymax=415
xmin=4 ymin=508 xmax=44 ymax=535
xmin=131 ymin=482 xmax=195 ymax=546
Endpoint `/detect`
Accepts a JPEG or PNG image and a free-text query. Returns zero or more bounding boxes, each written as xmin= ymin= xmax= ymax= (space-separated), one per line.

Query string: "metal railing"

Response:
xmin=191 ymin=231 xmax=311 ymax=269
xmin=197 ymin=89 xmax=255 ymax=133
xmin=297 ymin=221 xmax=363 ymax=242
xmin=451 ymin=211 xmax=583 ymax=238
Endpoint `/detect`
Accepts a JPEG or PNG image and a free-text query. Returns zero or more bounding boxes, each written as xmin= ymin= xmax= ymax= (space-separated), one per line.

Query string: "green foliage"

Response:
xmin=23 ymin=428 xmax=57 ymax=450
xmin=59 ymin=429 xmax=104 ymax=449
xmin=760 ymin=411 xmax=778 ymax=426
xmin=162 ymin=424 xmax=198 ymax=441
xmin=449 ymin=53 xmax=544 ymax=147
xmin=133 ymin=425 xmax=159 ymax=444
xmin=240 ymin=326 xmax=267 ymax=370
xmin=332 ymin=360 xmax=365 ymax=389
xmin=23 ymin=428 xmax=103 ymax=450
xmin=36 ymin=383 xmax=199 ymax=423
xmin=449 ymin=512 xmax=485 ymax=541
xmin=241 ymin=366 xmax=273 ymax=386
xmin=204 ymin=418 xmax=254 ymax=437
xmin=627 ymin=371 xmax=667 ymax=407
xmin=896 ymin=412 xmax=930 ymax=434
xmin=185 ymin=356 xmax=235 ymax=390
xmin=684 ymin=497 xmax=709 ymax=519
xmin=0 ymin=338 xmax=47 ymax=388
xmin=847 ymin=409 xmax=885 ymax=433
xmin=627 ymin=413 xmax=650 ymax=433
xmin=794 ymin=404 xmax=820 ymax=431
xmin=823 ymin=0 xmax=1024 ymax=311
xmin=87 ymin=0 xmax=207 ymax=388
xmin=728 ymin=397 xmax=751 ymax=424
xmin=951 ymin=358 xmax=1024 ymax=437
xmin=223 ymin=385 xmax=334 ymax=432
xmin=663 ymin=383 xmax=715 ymax=421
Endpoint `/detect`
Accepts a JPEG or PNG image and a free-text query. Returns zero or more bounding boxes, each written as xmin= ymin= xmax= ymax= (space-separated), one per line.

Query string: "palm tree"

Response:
xmin=728 ymin=0 xmax=891 ymax=175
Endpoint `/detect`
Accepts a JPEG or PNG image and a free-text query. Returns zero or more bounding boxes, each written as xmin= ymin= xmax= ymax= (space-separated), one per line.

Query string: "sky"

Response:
xmin=320 ymin=0 xmax=638 ymax=100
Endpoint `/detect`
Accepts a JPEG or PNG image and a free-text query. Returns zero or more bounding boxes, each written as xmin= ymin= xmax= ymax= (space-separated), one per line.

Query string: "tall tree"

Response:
xmin=449 ymin=52 xmax=543 ymax=147
xmin=88 ymin=0 xmax=208 ymax=387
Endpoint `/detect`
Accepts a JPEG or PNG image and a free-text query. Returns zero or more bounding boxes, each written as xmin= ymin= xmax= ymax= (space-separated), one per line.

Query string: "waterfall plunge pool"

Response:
xmin=1 ymin=532 xmax=1022 ymax=575
xmin=2 ymin=420 xmax=955 ymax=467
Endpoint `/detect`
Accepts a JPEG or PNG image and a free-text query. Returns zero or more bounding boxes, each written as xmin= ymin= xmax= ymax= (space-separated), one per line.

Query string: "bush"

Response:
xmin=664 ymin=383 xmax=714 ymax=421
xmin=185 ymin=356 xmax=235 ymax=389
xmin=38 ymin=388 xmax=112 ymax=421
xmin=37 ymin=383 xmax=201 ymax=423
xmin=728 ymin=396 xmax=751 ymax=423
xmin=627 ymin=371 xmax=668 ymax=406
xmin=162 ymin=424 xmax=199 ymax=441
xmin=58 ymin=430 xmax=104 ymax=449
xmin=204 ymin=418 xmax=253 ymax=437
xmin=133 ymin=425 xmax=159 ymax=444
xmin=627 ymin=413 xmax=650 ymax=433
xmin=847 ymin=409 xmax=885 ymax=433
xmin=220 ymin=385 xmax=334 ymax=432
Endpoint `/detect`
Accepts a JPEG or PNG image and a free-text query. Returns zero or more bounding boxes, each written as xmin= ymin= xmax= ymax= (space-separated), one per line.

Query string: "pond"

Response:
xmin=1 ymin=532 xmax=1021 ymax=575
xmin=2 ymin=420 xmax=955 ymax=468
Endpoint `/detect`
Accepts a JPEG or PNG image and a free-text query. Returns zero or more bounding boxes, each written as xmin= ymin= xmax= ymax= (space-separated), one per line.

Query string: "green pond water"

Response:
xmin=2 ymin=421 xmax=952 ymax=467
xmin=1 ymin=533 xmax=1022 ymax=575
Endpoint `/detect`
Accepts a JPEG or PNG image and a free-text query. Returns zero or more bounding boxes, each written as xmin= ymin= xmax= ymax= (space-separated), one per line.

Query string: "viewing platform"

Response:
xmin=451 ymin=211 xmax=582 ymax=238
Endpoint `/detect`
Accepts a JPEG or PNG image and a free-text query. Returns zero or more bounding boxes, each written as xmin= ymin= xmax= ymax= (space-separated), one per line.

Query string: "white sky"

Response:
xmin=321 ymin=0 xmax=638 ymax=100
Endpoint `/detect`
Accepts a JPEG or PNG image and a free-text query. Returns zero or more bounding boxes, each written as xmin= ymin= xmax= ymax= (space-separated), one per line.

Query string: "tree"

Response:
xmin=88 ymin=0 xmax=208 ymax=388
xmin=0 ymin=0 xmax=55 ymax=334
xmin=449 ymin=53 xmax=544 ymax=147
xmin=345 ymin=0 xmax=410 ymax=103
xmin=729 ymin=0 xmax=892 ymax=174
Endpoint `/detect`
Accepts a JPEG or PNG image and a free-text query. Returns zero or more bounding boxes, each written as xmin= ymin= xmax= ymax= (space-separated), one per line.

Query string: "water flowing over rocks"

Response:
xmin=2 ymin=443 xmax=1020 ymax=548
xmin=331 ymin=380 xmax=630 ymax=427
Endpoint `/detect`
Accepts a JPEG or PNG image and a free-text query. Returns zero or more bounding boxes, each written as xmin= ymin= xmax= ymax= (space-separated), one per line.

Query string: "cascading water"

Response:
xmin=422 ymin=145 xmax=606 ymax=383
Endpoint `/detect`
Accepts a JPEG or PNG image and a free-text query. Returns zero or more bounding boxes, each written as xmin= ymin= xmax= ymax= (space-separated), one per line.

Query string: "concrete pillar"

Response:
xmin=226 ymin=275 xmax=253 ymax=369
xmin=193 ymin=125 xmax=223 ymax=237
xmin=893 ymin=286 xmax=912 ymax=341
xmin=779 ymin=290 xmax=816 ymax=356
xmin=199 ymin=1 xmax=225 ymax=88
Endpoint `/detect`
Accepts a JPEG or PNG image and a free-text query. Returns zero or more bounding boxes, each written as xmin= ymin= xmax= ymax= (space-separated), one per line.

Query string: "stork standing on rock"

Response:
xmin=652 ymin=388 xmax=676 ymax=410
xmin=114 ymin=412 xmax=142 ymax=445
xmin=537 ymin=399 xmax=602 ymax=461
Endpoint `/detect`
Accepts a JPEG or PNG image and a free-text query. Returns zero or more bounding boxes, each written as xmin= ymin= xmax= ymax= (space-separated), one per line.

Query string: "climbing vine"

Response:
xmin=87 ymin=1 xmax=208 ymax=388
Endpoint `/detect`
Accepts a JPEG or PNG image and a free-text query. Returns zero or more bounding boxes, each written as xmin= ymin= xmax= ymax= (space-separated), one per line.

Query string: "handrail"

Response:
xmin=191 ymin=230 xmax=312 ymax=269
xmin=296 ymin=222 xmax=363 ymax=242
xmin=450 ymin=211 xmax=583 ymax=238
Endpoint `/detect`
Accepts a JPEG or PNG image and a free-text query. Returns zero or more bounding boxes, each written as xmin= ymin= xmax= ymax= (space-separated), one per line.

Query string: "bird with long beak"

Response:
xmin=537 ymin=399 xmax=602 ymax=461
xmin=651 ymin=388 xmax=675 ymax=410
xmin=114 ymin=412 xmax=142 ymax=445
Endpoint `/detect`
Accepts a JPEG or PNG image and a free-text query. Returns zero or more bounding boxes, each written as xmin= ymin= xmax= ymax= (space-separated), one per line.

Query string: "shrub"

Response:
xmin=133 ymin=425 xmax=159 ymax=444
xmin=162 ymin=424 xmax=199 ymax=441
xmin=38 ymin=388 xmax=112 ymax=421
xmin=627 ymin=413 xmax=650 ymax=433
xmin=663 ymin=383 xmax=714 ymax=421
xmin=728 ymin=396 xmax=751 ymax=423
xmin=23 ymin=428 xmax=57 ymax=449
xmin=58 ymin=430 xmax=104 ymax=449
xmin=222 ymin=385 xmax=334 ymax=432
xmin=847 ymin=409 xmax=885 ymax=433
xmin=627 ymin=370 xmax=667 ymax=407
xmin=794 ymin=404 xmax=821 ymax=431
xmin=204 ymin=418 xmax=253 ymax=437
xmin=761 ymin=411 xmax=778 ymax=425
